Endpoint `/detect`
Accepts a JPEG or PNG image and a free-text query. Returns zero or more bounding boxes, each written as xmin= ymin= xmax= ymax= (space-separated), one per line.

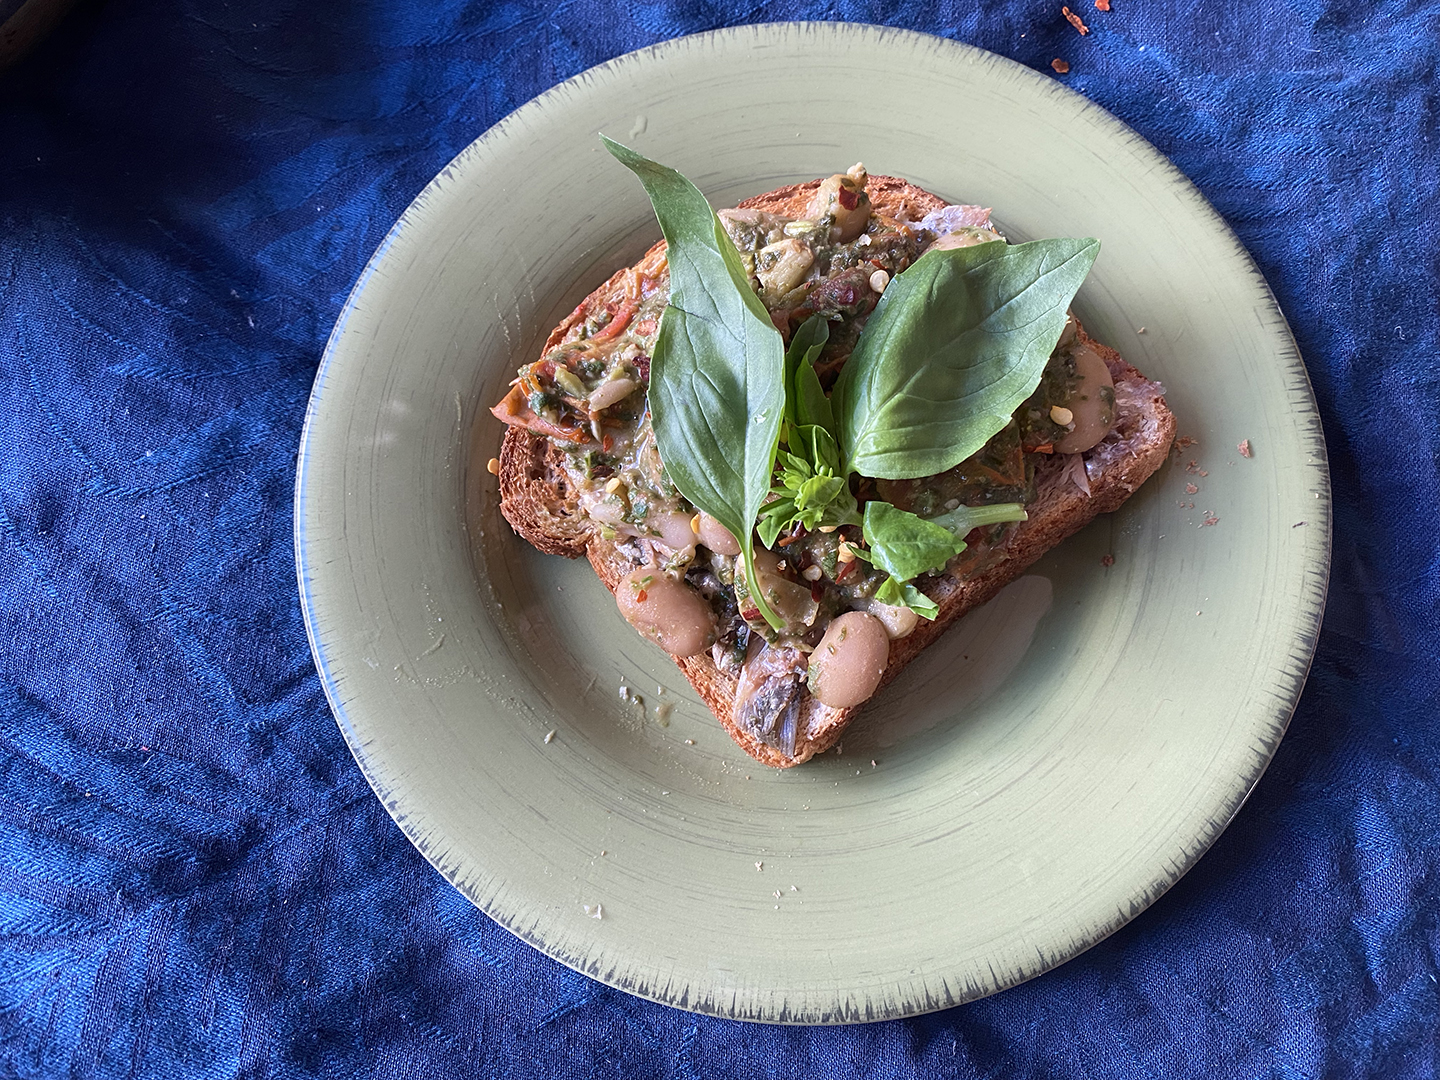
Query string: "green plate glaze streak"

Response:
xmin=295 ymin=23 xmax=1330 ymax=1023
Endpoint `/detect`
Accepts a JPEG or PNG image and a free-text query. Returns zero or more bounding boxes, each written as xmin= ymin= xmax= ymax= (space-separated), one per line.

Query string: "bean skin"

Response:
xmin=615 ymin=569 xmax=717 ymax=657
xmin=808 ymin=611 xmax=890 ymax=709
xmin=696 ymin=512 xmax=741 ymax=556
xmin=1053 ymin=344 xmax=1116 ymax=454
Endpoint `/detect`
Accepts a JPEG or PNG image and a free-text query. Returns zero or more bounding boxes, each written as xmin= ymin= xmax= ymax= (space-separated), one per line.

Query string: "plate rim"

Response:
xmin=294 ymin=21 xmax=1333 ymax=1023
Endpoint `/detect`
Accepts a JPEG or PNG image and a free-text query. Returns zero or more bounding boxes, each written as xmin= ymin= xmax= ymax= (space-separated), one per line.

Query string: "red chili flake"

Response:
xmin=1201 ymin=513 xmax=1220 ymax=527
xmin=1051 ymin=58 xmax=1071 ymax=73
xmin=635 ymin=589 xmax=648 ymax=602
xmin=838 ymin=187 xmax=859 ymax=211
xmin=601 ymin=434 xmax=614 ymax=452
xmin=1238 ymin=439 xmax=1253 ymax=458
xmin=1101 ymin=554 xmax=1114 ymax=567
xmin=1094 ymin=0 xmax=1110 ymax=10
xmin=741 ymin=607 xmax=761 ymax=622
xmin=810 ymin=583 xmax=825 ymax=603
xmin=1062 ymin=6 xmax=1090 ymax=34
xmin=1185 ymin=483 xmax=1199 ymax=494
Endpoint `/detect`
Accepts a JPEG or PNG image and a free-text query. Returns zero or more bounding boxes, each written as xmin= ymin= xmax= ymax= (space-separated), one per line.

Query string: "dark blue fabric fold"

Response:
xmin=1 ymin=1 xmax=1436 ymax=1076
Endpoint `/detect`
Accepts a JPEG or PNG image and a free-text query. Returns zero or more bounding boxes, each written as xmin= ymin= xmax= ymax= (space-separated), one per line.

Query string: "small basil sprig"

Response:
xmin=759 ymin=316 xmax=859 ymax=546
xmin=874 ymin=577 xmax=939 ymax=621
xmin=603 ymin=137 xmax=786 ymax=631
xmin=787 ymin=314 xmax=835 ymax=433
xmin=858 ymin=500 xmax=1028 ymax=620
xmin=861 ymin=501 xmax=968 ymax=581
xmin=835 ymin=238 xmax=1100 ymax=480
xmin=757 ymin=424 xmax=860 ymax=548
xmin=836 ymin=544 xmax=939 ymax=619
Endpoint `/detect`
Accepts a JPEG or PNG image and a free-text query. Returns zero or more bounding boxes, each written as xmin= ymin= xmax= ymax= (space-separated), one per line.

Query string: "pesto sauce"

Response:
xmin=529 ymin=192 xmax=1102 ymax=656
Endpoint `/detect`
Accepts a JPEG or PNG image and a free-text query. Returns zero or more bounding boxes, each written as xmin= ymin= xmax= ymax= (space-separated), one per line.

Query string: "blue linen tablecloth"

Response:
xmin=1 ymin=0 xmax=1436 ymax=1075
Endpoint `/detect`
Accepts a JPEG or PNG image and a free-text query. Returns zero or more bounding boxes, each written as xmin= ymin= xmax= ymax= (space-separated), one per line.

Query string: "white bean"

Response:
xmin=586 ymin=376 xmax=640 ymax=413
xmin=928 ymin=227 xmax=1003 ymax=251
xmin=750 ymin=549 xmax=819 ymax=630
xmin=648 ymin=510 xmax=698 ymax=552
xmin=863 ymin=599 xmax=919 ymax=640
xmin=755 ymin=238 xmax=814 ymax=297
xmin=696 ymin=512 xmax=741 ymax=556
xmin=807 ymin=173 xmax=871 ymax=243
xmin=807 ymin=612 xmax=890 ymax=709
xmin=615 ymin=569 xmax=716 ymax=657
xmin=1053 ymin=344 xmax=1116 ymax=454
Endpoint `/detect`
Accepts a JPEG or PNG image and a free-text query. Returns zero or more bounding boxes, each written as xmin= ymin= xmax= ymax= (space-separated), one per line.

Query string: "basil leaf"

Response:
xmin=874 ymin=576 xmax=939 ymax=621
xmin=757 ymin=499 xmax=796 ymax=550
xmin=862 ymin=501 xmax=967 ymax=582
xmin=925 ymin=502 xmax=1028 ymax=535
xmin=796 ymin=472 xmax=846 ymax=512
xmin=603 ymin=137 xmax=787 ymax=630
xmin=786 ymin=314 xmax=834 ymax=434
xmin=788 ymin=424 xmax=841 ymax=476
xmin=835 ymin=238 xmax=1100 ymax=480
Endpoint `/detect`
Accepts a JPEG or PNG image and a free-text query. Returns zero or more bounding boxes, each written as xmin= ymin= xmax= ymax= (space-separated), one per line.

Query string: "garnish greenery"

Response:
xmin=758 ymin=315 xmax=860 ymax=547
xmin=857 ymin=500 xmax=1028 ymax=620
xmin=786 ymin=314 xmax=835 ymax=434
xmin=757 ymin=424 xmax=860 ymax=548
xmin=834 ymin=238 xmax=1099 ymax=480
xmin=604 ymin=140 xmax=1093 ymax=622
xmin=603 ymin=136 xmax=786 ymax=631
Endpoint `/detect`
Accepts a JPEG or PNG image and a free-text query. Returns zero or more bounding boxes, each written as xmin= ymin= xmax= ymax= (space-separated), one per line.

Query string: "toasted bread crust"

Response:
xmin=496 ymin=177 xmax=1175 ymax=767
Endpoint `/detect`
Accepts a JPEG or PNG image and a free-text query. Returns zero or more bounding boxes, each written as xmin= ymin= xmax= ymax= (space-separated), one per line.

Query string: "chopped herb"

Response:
xmin=528 ymin=389 xmax=559 ymax=415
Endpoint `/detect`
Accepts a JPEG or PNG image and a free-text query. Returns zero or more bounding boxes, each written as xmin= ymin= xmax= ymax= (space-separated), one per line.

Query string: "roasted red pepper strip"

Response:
xmin=589 ymin=297 xmax=639 ymax=344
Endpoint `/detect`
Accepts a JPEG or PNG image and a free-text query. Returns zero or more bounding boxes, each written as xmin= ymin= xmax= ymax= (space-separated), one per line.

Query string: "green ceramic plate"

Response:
xmin=295 ymin=24 xmax=1330 ymax=1023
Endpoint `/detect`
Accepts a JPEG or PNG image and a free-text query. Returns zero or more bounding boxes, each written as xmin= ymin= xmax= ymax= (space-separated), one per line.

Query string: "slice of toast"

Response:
xmin=496 ymin=176 xmax=1175 ymax=767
